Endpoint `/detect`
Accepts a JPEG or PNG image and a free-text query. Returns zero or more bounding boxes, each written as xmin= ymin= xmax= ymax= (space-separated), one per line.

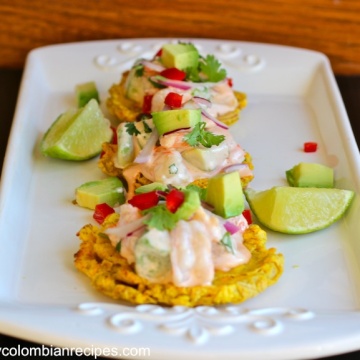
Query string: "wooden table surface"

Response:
xmin=2 ymin=0 xmax=360 ymax=74
xmin=0 ymin=67 xmax=360 ymax=359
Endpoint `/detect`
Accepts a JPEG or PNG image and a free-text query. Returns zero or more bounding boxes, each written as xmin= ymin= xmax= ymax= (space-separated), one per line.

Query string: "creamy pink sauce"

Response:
xmin=120 ymin=122 xmax=249 ymax=198
xmin=105 ymin=204 xmax=251 ymax=287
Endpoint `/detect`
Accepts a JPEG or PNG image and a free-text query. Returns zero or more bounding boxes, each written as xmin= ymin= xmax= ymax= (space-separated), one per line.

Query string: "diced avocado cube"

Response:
xmin=174 ymin=189 xmax=201 ymax=221
xmin=161 ymin=43 xmax=199 ymax=70
xmin=75 ymin=81 xmax=100 ymax=108
xmin=116 ymin=123 xmax=135 ymax=169
xmin=286 ymin=162 xmax=334 ymax=188
xmin=134 ymin=229 xmax=172 ymax=283
xmin=152 ymin=109 xmax=201 ymax=136
xmin=135 ymin=182 xmax=168 ymax=194
xmin=75 ymin=177 xmax=125 ymax=210
xmin=181 ymin=143 xmax=229 ymax=171
xmin=205 ymin=172 xmax=245 ymax=218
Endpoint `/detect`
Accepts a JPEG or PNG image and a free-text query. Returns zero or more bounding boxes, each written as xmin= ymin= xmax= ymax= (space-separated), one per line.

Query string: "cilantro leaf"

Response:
xmin=125 ymin=122 xmax=141 ymax=136
xmin=220 ymin=232 xmax=235 ymax=254
xmin=142 ymin=205 xmax=178 ymax=231
xmin=134 ymin=64 xmax=144 ymax=77
xmin=199 ymin=55 xmax=227 ymax=82
xmin=185 ymin=66 xmax=201 ymax=82
xmin=183 ymin=122 xmax=225 ymax=148
xmin=143 ymin=120 xmax=153 ymax=133
xmin=115 ymin=241 xmax=122 ymax=253
xmin=185 ymin=184 xmax=207 ymax=201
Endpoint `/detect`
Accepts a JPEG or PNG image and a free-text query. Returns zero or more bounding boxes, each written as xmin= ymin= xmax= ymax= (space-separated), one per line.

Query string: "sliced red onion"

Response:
xmin=223 ymin=221 xmax=240 ymax=235
xmin=155 ymin=190 xmax=168 ymax=199
xmin=134 ymin=128 xmax=159 ymax=163
xmin=105 ymin=214 xmax=150 ymax=246
xmin=222 ymin=163 xmax=253 ymax=177
xmin=150 ymin=76 xmax=192 ymax=90
xmin=193 ymin=96 xmax=212 ymax=108
xmin=200 ymin=200 xmax=215 ymax=212
xmin=201 ymin=108 xmax=229 ymax=130
xmin=140 ymin=60 xmax=165 ymax=73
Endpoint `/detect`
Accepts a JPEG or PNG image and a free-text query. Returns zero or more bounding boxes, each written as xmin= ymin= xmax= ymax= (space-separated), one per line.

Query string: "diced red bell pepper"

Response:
xmin=164 ymin=92 xmax=183 ymax=108
xmin=160 ymin=68 xmax=187 ymax=81
xmin=142 ymin=94 xmax=154 ymax=114
xmin=93 ymin=203 xmax=115 ymax=224
xmin=166 ymin=189 xmax=185 ymax=213
xmin=304 ymin=142 xmax=318 ymax=153
xmin=128 ymin=191 xmax=160 ymax=210
xmin=111 ymin=126 xmax=117 ymax=145
xmin=155 ymin=48 xmax=163 ymax=57
xmin=227 ymin=78 xmax=233 ymax=87
xmin=242 ymin=209 xmax=252 ymax=224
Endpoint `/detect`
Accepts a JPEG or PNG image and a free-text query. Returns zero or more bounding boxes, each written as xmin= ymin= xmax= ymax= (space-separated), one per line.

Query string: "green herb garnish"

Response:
xmin=185 ymin=54 xmax=227 ymax=83
xmin=169 ymin=164 xmax=178 ymax=174
xmin=98 ymin=232 xmax=110 ymax=240
xmin=134 ymin=64 xmax=144 ymax=77
xmin=142 ymin=205 xmax=178 ymax=231
xmin=125 ymin=122 xmax=141 ymax=136
xmin=200 ymin=55 xmax=227 ymax=82
xmin=185 ymin=184 xmax=207 ymax=201
xmin=220 ymin=232 xmax=235 ymax=254
xmin=115 ymin=241 xmax=122 ymax=252
xmin=183 ymin=122 xmax=225 ymax=148
xmin=143 ymin=120 xmax=153 ymax=133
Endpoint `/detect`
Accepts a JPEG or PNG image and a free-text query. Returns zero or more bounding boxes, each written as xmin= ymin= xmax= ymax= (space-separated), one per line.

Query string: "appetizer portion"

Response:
xmin=107 ymin=42 xmax=247 ymax=126
xmin=74 ymin=179 xmax=284 ymax=306
xmin=99 ymin=107 xmax=253 ymax=198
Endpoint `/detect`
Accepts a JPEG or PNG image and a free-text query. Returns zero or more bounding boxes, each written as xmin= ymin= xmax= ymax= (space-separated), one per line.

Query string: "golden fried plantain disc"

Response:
xmin=74 ymin=214 xmax=284 ymax=307
xmin=106 ymin=72 xmax=247 ymax=126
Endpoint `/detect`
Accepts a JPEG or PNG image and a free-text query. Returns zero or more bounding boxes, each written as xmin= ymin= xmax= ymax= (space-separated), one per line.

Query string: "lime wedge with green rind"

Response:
xmin=244 ymin=186 xmax=355 ymax=234
xmin=41 ymin=99 xmax=113 ymax=160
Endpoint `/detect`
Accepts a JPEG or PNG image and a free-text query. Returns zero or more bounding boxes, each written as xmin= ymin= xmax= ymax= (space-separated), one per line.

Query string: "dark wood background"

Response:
xmin=2 ymin=0 xmax=360 ymax=74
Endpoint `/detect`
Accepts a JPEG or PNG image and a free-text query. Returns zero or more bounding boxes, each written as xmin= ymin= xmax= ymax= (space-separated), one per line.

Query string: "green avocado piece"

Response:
xmin=286 ymin=162 xmax=334 ymax=188
xmin=125 ymin=65 xmax=157 ymax=105
xmin=181 ymin=143 xmax=229 ymax=171
xmin=116 ymin=123 xmax=135 ymax=169
xmin=75 ymin=81 xmax=100 ymax=108
xmin=160 ymin=43 xmax=199 ymax=70
xmin=152 ymin=109 xmax=201 ymax=136
xmin=75 ymin=177 xmax=125 ymax=210
xmin=205 ymin=171 xmax=244 ymax=218
xmin=174 ymin=189 xmax=201 ymax=221
xmin=135 ymin=182 xmax=168 ymax=194
xmin=134 ymin=229 xmax=172 ymax=283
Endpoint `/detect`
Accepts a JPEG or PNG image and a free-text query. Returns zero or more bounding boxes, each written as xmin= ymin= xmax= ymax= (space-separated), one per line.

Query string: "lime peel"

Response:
xmin=41 ymin=99 xmax=113 ymax=161
xmin=244 ymin=186 xmax=355 ymax=234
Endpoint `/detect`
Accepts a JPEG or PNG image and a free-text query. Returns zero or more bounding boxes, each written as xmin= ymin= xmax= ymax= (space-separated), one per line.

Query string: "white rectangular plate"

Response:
xmin=1 ymin=39 xmax=360 ymax=360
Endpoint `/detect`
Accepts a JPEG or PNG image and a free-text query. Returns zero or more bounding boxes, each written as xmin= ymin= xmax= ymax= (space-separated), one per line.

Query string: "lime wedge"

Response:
xmin=244 ymin=186 xmax=355 ymax=234
xmin=41 ymin=99 xmax=113 ymax=160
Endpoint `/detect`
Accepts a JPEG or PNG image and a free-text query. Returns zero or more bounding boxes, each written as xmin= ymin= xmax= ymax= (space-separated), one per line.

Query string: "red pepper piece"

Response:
xmin=111 ymin=126 xmax=117 ymax=145
xmin=155 ymin=48 xmax=163 ymax=57
xmin=142 ymin=94 xmax=153 ymax=114
xmin=128 ymin=191 xmax=160 ymax=210
xmin=164 ymin=92 xmax=183 ymax=108
xmin=166 ymin=189 xmax=185 ymax=213
xmin=304 ymin=142 xmax=318 ymax=153
xmin=242 ymin=209 xmax=252 ymax=224
xmin=227 ymin=78 xmax=233 ymax=87
xmin=93 ymin=203 xmax=115 ymax=224
xmin=160 ymin=68 xmax=187 ymax=81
